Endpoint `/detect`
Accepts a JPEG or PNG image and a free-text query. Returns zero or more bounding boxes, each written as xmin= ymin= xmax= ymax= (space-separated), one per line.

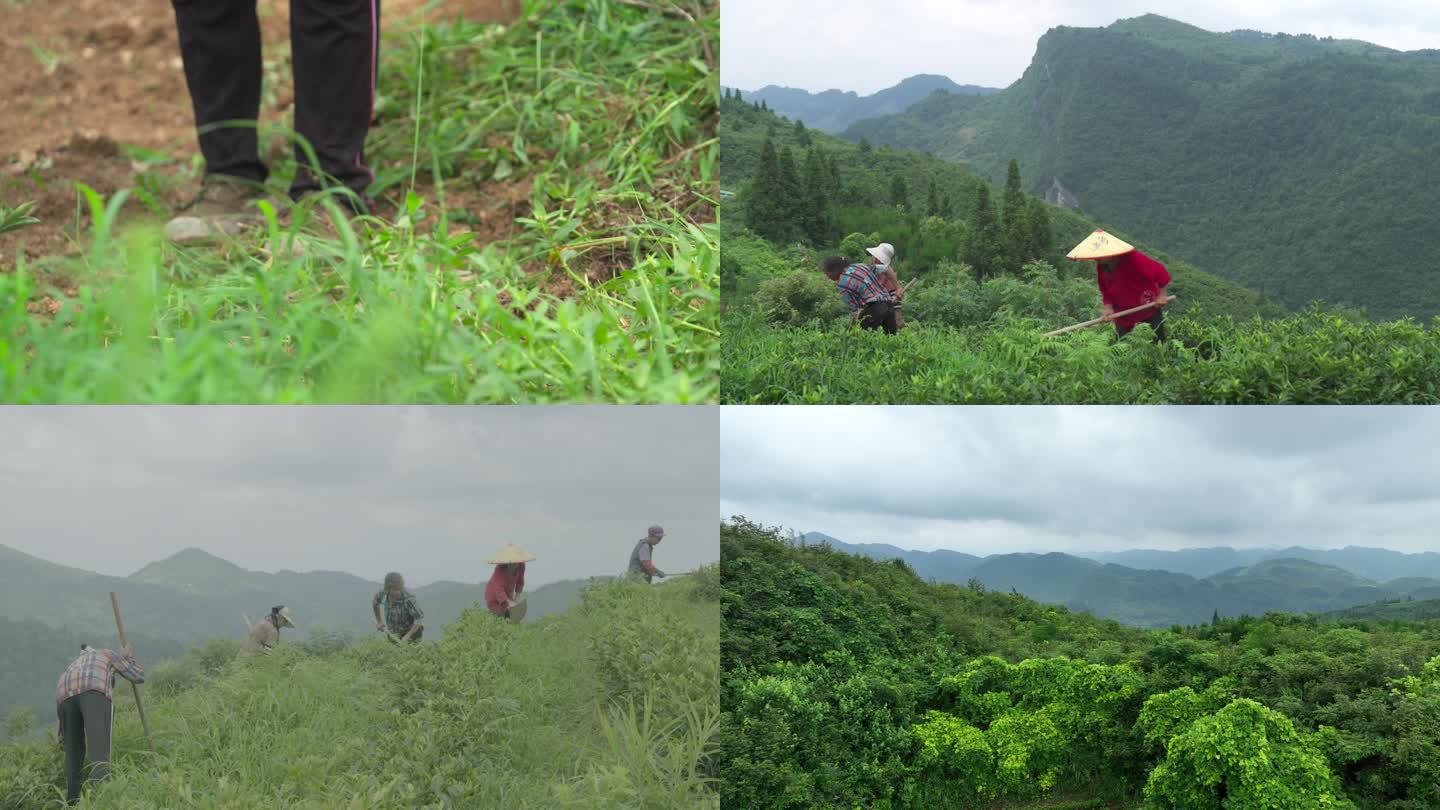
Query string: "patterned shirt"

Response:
xmin=373 ymin=589 xmax=424 ymax=636
xmin=836 ymin=263 xmax=894 ymax=312
xmin=56 ymin=648 xmax=145 ymax=704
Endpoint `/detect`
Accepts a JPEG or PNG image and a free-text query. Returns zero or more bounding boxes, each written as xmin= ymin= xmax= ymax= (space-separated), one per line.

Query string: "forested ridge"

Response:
xmin=720 ymin=519 xmax=1440 ymax=808
xmin=719 ymin=95 xmax=1440 ymax=404
xmin=843 ymin=14 xmax=1440 ymax=319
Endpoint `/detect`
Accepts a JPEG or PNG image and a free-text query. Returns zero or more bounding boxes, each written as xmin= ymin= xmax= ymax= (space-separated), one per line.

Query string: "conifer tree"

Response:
xmin=1001 ymin=158 xmax=1029 ymax=267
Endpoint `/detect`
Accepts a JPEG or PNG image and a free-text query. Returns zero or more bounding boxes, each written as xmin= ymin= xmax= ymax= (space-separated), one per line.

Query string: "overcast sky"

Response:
xmin=721 ymin=0 xmax=1440 ymax=93
xmin=721 ymin=406 xmax=1440 ymax=554
xmin=0 ymin=407 xmax=718 ymax=587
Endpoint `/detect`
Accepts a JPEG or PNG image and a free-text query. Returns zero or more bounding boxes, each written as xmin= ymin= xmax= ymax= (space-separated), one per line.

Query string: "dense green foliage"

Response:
xmin=722 ymin=304 xmax=1440 ymax=403
xmin=0 ymin=573 xmax=719 ymax=808
xmin=720 ymin=519 xmax=1440 ymax=809
xmin=1 ymin=0 xmax=718 ymax=403
xmin=713 ymin=98 xmax=1440 ymax=405
xmin=845 ymin=15 xmax=1440 ymax=319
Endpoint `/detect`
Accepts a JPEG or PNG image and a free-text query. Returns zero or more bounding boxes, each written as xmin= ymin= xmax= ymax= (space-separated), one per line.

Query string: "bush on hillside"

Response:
xmin=753 ymin=271 xmax=849 ymax=327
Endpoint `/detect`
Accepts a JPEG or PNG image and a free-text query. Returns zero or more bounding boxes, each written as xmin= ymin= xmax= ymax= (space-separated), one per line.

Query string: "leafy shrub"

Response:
xmin=688 ymin=562 xmax=721 ymax=602
xmin=753 ymin=271 xmax=849 ymax=326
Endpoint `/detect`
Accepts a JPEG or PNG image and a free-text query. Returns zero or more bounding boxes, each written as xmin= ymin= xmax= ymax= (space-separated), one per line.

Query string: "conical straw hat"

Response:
xmin=1066 ymin=229 xmax=1135 ymax=260
xmin=487 ymin=544 xmax=537 ymax=564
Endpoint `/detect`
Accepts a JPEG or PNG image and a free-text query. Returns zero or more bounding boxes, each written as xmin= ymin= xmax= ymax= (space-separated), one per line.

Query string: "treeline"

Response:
xmin=720 ymin=519 xmax=1440 ymax=807
xmin=725 ymin=93 xmax=1057 ymax=280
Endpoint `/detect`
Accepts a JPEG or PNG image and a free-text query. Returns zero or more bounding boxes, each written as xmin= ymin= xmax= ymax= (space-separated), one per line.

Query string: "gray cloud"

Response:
xmin=720 ymin=406 xmax=1440 ymax=553
xmin=721 ymin=0 xmax=1440 ymax=93
xmin=0 ymin=407 xmax=718 ymax=586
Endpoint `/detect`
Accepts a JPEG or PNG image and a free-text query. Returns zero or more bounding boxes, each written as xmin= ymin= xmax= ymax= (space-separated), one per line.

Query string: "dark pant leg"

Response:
xmin=860 ymin=301 xmax=899 ymax=335
xmin=77 ymin=692 xmax=114 ymax=785
xmin=289 ymin=0 xmax=380 ymax=202
xmin=171 ymin=0 xmax=268 ymax=182
xmin=58 ymin=698 xmax=87 ymax=804
xmin=1115 ymin=311 xmax=1166 ymax=343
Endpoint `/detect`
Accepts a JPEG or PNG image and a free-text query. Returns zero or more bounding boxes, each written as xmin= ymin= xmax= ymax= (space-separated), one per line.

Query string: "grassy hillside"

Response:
xmin=720 ymin=518 xmax=1440 ymax=809
xmin=844 ymin=14 xmax=1440 ymax=319
xmin=0 ymin=0 xmax=718 ymax=403
xmin=726 ymin=76 xmax=999 ymax=134
xmin=0 ymin=571 xmax=720 ymax=809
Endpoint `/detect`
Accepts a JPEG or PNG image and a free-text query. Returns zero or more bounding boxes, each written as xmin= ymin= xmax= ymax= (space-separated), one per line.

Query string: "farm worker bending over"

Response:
xmin=239 ymin=605 xmax=296 ymax=658
xmin=162 ymin=0 xmax=380 ymax=244
xmin=55 ymin=643 xmax=146 ymax=805
xmin=373 ymin=572 xmax=425 ymax=643
xmin=628 ymin=525 xmax=668 ymax=584
xmin=486 ymin=544 xmax=535 ymax=621
xmin=1067 ymin=230 xmax=1173 ymax=342
xmin=821 ymin=244 xmax=902 ymax=335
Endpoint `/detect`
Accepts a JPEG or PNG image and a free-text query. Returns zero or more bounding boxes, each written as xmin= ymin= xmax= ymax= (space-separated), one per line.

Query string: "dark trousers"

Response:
xmin=859 ymin=300 xmax=899 ymax=335
xmin=57 ymin=692 xmax=113 ymax=805
xmin=1115 ymin=310 xmax=1167 ymax=343
xmin=170 ymin=0 xmax=380 ymax=200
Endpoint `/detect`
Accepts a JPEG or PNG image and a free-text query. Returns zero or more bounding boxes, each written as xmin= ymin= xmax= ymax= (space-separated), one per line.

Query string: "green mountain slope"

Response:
xmin=720 ymin=95 xmax=1287 ymax=321
xmin=808 ymin=534 xmax=1440 ymax=627
xmin=0 ymin=544 xmax=594 ymax=643
xmin=844 ymin=14 xmax=1440 ymax=319
xmin=0 ymin=572 xmax=720 ymax=809
xmin=727 ymin=75 xmax=999 ymax=134
xmin=721 ymin=518 xmax=1440 ymax=809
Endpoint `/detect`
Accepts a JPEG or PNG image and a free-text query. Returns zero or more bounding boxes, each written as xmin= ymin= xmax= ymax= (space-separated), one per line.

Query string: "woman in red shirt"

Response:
xmin=1069 ymin=230 xmax=1173 ymax=342
xmin=485 ymin=545 xmax=535 ymax=620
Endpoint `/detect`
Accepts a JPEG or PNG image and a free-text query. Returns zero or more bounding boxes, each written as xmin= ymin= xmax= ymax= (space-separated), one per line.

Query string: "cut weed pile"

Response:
xmin=0 ymin=571 xmax=720 ymax=808
xmin=0 ymin=0 xmax=718 ymax=402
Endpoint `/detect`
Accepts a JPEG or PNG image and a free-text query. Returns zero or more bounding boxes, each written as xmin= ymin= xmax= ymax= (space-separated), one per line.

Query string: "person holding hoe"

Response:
xmin=1067 ymin=230 xmax=1173 ymax=342
xmin=239 ymin=605 xmax=297 ymax=658
xmin=55 ymin=643 xmax=146 ymax=804
xmin=820 ymin=242 xmax=904 ymax=334
xmin=373 ymin=572 xmax=425 ymax=643
xmin=485 ymin=544 xmax=535 ymax=621
xmin=627 ymin=524 xmax=668 ymax=584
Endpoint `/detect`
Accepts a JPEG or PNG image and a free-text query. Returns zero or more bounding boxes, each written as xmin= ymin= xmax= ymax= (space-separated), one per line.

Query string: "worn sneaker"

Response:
xmin=163 ymin=176 xmax=268 ymax=245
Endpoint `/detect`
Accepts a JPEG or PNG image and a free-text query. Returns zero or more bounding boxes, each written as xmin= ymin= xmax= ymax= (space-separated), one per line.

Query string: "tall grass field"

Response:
xmin=0 ymin=572 xmax=720 ymax=808
xmin=0 ymin=0 xmax=718 ymax=403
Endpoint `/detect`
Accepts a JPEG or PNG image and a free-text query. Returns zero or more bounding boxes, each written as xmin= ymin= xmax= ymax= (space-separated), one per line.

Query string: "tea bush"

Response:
xmin=722 ymin=309 xmax=1440 ymax=403
xmin=0 ymin=573 xmax=719 ymax=808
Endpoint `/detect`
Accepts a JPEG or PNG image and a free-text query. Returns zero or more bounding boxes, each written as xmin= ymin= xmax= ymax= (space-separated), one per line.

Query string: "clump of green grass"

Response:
xmin=0 ymin=0 xmax=718 ymax=402
xmin=0 ymin=574 xmax=719 ymax=808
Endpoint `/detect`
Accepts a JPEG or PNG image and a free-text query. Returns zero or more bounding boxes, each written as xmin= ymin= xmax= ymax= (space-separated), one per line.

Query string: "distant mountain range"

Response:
xmin=0 ymin=544 xmax=596 ymax=644
xmin=802 ymin=532 xmax=1440 ymax=627
xmin=835 ymin=14 xmax=1440 ymax=318
xmin=724 ymin=74 xmax=999 ymax=134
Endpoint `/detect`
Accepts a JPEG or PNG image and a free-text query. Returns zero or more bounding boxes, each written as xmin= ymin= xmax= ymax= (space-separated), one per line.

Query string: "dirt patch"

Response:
xmin=0 ymin=0 xmax=522 ymax=259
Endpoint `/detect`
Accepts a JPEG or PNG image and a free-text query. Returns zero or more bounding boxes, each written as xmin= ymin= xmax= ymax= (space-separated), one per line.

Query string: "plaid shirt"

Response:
xmin=836 ymin=263 xmax=894 ymax=312
xmin=373 ymin=589 xmax=424 ymax=636
xmin=56 ymin=648 xmax=144 ymax=704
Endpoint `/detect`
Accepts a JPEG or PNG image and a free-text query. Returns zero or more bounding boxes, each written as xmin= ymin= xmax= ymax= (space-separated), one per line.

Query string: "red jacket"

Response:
xmin=485 ymin=563 xmax=525 ymax=616
xmin=1096 ymin=250 xmax=1172 ymax=328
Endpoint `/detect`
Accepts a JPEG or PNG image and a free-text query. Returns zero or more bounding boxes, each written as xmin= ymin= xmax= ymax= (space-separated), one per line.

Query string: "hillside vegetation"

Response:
xmin=719 ymin=97 xmax=1440 ymax=404
xmin=845 ymin=15 xmax=1440 ymax=319
xmin=807 ymin=534 xmax=1440 ymax=627
xmin=720 ymin=519 xmax=1440 ymax=809
xmin=0 ymin=572 xmax=720 ymax=809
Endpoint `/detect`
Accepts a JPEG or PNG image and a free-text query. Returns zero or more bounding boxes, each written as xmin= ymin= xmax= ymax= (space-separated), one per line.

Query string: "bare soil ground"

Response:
xmin=0 ymin=0 xmax=521 ymax=261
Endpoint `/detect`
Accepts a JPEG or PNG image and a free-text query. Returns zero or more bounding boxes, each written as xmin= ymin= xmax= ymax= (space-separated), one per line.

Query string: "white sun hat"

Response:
xmin=866 ymin=242 xmax=896 ymax=265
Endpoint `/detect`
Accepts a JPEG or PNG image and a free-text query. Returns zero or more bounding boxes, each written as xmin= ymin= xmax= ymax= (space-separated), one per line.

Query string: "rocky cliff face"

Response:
xmin=1046 ymin=177 xmax=1081 ymax=210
